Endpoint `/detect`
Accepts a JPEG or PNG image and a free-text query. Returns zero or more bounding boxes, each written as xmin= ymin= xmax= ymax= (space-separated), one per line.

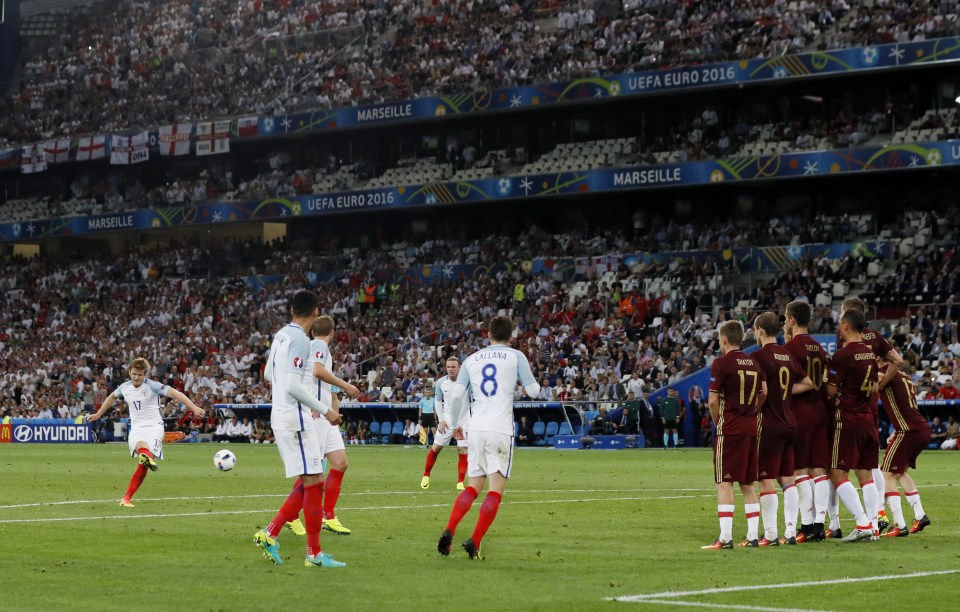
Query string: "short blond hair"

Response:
xmin=129 ymin=358 xmax=150 ymax=373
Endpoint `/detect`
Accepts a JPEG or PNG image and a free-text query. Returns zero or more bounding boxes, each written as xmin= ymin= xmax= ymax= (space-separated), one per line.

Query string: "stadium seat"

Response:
xmin=379 ymin=422 xmax=393 ymax=444
xmin=544 ymin=422 xmax=559 ymax=445
xmin=583 ymin=411 xmax=599 ymax=433
xmin=558 ymin=422 xmax=572 ymax=436
xmin=391 ymin=421 xmax=405 ymax=443
xmin=369 ymin=422 xmax=380 ymax=436
xmin=532 ymin=421 xmax=546 ymax=445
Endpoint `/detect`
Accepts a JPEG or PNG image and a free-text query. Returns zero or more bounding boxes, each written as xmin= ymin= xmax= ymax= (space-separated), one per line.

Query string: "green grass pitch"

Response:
xmin=0 ymin=444 xmax=957 ymax=611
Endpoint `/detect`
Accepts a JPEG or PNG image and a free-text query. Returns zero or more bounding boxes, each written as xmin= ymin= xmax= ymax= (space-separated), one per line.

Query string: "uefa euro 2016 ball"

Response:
xmin=214 ymin=449 xmax=236 ymax=471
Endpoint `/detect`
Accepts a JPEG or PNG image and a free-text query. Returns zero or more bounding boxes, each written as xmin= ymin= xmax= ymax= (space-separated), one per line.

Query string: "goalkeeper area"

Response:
xmin=0 ymin=444 xmax=956 ymax=611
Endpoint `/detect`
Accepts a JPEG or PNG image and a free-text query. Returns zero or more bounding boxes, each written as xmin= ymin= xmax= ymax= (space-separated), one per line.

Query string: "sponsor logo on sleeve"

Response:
xmin=293 ymin=357 xmax=304 ymax=369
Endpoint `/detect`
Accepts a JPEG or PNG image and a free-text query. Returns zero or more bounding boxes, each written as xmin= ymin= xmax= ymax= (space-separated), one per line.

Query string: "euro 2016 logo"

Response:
xmin=293 ymin=357 xmax=303 ymax=369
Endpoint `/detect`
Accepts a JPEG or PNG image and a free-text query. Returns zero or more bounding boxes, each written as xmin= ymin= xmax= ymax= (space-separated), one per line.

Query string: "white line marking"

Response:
xmin=612 ymin=570 xmax=960 ymax=602
xmin=0 ymin=494 xmax=713 ymax=524
xmin=622 ymin=600 xmax=829 ymax=612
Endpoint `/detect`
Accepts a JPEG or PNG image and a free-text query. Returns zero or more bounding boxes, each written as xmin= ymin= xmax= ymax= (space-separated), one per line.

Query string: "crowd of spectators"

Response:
xmin=2 ymin=208 xmax=959 ymax=445
xmin=3 ymin=0 xmax=960 ymax=151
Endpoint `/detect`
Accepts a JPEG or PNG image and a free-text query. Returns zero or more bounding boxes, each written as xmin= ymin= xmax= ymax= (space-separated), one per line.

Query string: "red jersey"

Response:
xmin=709 ymin=350 xmax=766 ymax=437
xmin=754 ymin=343 xmax=805 ymax=436
xmin=837 ymin=326 xmax=893 ymax=359
xmin=826 ymin=342 xmax=878 ymax=428
xmin=880 ymin=366 xmax=931 ymax=433
xmin=783 ymin=333 xmax=830 ymax=426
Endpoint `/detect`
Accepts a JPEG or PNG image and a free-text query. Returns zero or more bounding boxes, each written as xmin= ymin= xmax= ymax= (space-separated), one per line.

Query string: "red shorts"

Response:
xmin=830 ymin=424 xmax=879 ymax=471
xmin=758 ymin=430 xmax=795 ymax=480
xmin=881 ymin=430 xmax=931 ymax=474
xmin=795 ymin=423 xmax=830 ymax=470
xmin=714 ymin=434 xmax=758 ymax=484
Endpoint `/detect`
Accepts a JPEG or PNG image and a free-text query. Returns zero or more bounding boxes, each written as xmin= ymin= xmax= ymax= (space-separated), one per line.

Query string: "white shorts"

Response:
xmin=128 ymin=425 xmax=164 ymax=460
xmin=275 ymin=428 xmax=324 ymax=478
xmin=313 ymin=416 xmax=345 ymax=456
xmin=433 ymin=424 xmax=468 ymax=448
xmin=467 ymin=430 xmax=514 ymax=479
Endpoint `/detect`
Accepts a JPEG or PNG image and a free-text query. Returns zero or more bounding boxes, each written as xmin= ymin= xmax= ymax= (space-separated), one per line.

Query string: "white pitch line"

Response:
xmin=621 ymin=599 xmax=830 ymax=612
xmin=0 ymin=493 xmax=712 ymax=524
xmin=611 ymin=569 xmax=960 ymax=602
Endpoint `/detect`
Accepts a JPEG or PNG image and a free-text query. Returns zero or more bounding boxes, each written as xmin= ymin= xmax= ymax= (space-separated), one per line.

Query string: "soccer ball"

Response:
xmin=214 ymin=449 xmax=236 ymax=471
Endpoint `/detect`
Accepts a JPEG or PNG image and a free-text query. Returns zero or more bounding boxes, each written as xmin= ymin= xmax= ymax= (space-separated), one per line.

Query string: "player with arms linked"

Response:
xmin=437 ymin=316 xmax=540 ymax=560
xmin=88 ymin=357 xmax=205 ymax=507
xmin=703 ymin=321 xmax=768 ymax=550
xmin=253 ymin=290 xmax=347 ymax=568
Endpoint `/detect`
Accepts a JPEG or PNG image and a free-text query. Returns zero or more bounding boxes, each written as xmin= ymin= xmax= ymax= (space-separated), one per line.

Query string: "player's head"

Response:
xmin=128 ymin=358 xmax=149 ymax=385
xmin=840 ymin=297 xmax=866 ymax=316
xmin=718 ymin=320 xmax=744 ymax=352
xmin=489 ymin=316 xmax=514 ymax=343
xmin=290 ymin=290 xmax=319 ymax=319
xmin=445 ymin=356 xmax=461 ymax=379
xmin=311 ymin=315 xmax=334 ymax=339
xmin=753 ymin=312 xmax=780 ymax=343
xmin=839 ymin=308 xmax=866 ymax=337
xmin=784 ymin=300 xmax=811 ymax=335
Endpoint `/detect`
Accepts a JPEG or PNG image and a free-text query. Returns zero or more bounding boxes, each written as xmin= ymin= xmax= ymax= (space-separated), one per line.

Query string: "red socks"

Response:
xmin=323 ymin=469 xmax=345 ymax=520
xmin=138 ymin=448 xmax=154 ymax=459
xmin=446 ymin=486 xmax=478 ymax=534
xmin=303 ymin=482 xmax=324 ymax=557
xmin=266 ymin=477 xmax=304 ymax=538
xmin=124 ymin=464 xmax=148 ymax=500
xmin=424 ymin=449 xmax=438 ymax=476
xmin=457 ymin=453 xmax=467 ymax=483
xmin=470 ymin=491 xmax=502 ymax=546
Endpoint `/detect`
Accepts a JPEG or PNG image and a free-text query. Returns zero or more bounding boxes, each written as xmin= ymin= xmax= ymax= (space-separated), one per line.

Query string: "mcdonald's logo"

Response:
xmin=0 ymin=424 xmax=10 ymax=443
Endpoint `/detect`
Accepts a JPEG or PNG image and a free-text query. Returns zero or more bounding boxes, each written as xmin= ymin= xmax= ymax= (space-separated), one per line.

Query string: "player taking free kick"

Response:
xmin=87 ymin=357 xmax=205 ymax=507
xmin=437 ymin=316 xmax=540 ymax=560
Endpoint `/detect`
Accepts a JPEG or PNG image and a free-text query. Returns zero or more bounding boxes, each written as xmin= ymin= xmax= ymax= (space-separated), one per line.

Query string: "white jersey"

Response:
xmin=304 ymin=338 xmax=333 ymax=411
xmin=457 ymin=345 xmax=535 ymax=436
xmin=267 ymin=323 xmax=311 ymax=431
xmin=113 ymin=379 xmax=169 ymax=429
xmin=436 ymin=374 xmax=470 ymax=428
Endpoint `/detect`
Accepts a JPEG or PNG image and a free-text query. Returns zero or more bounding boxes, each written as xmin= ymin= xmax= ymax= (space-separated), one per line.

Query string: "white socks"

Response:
xmin=796 ymin=476 xmax=814 ymax=527
xmin=835 ymin=480 xmax=869 ymax=528
xmin=813 ymin=475 xmax=831 ymax=524
xmin=862 ymin=480 xmax=879 ymax=532
xmin=828 ymin=483 xmax=841 ymax=530
xmin=745 ymin=503 xmax=760 ymax=541
xmin=718 ymin=504 xmax=734 ymax=542
xmin=886 ymin=492 xmax=906 ymax=529
xmin=783 ymin=483 xmax=799 ymax=538
xmin=760 ymin=491 xmax=779 ymax=541
xmin=905 ymin=490 xmax=925 ymax=520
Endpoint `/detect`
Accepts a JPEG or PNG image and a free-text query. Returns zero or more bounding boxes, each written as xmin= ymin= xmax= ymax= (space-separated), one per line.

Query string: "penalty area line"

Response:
xmin=618 ymin=599 xmax=830 ymax=612
xmin=0 ymin=494 xmax=713 ymax=524
xmin=611 ymin=569 xmax=960 ymax=603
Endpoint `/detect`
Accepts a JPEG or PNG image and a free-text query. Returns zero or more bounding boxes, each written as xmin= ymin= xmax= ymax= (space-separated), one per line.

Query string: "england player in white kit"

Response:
xmin=87 ymin=357 xmax=204 ymax=507
xmin=303 ymin=315 xmax=360 ymax=535
xmin=438 ymin=316 xmax=540 ymax=560
xmin=421 ymin=357 xmax=470 ymax=491
xmin=253 ymin=291 xmax=347 ymax=569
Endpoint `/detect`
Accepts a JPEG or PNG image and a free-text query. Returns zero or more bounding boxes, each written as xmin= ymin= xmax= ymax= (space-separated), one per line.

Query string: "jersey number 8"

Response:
xmin=480 ymin=364 xmax=498 ymax=397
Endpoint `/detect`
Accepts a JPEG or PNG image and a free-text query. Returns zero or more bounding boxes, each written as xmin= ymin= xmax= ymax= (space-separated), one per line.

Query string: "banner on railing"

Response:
xmin=8 ymin=422 xmax=93 ymax=443
xmin=3 ymin=140 xmax=958 ymax=242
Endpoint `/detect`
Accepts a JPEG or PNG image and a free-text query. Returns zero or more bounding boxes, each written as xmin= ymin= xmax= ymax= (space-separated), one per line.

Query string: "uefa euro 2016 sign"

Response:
xmin=10 ymin=423 xmax=93 ymax=443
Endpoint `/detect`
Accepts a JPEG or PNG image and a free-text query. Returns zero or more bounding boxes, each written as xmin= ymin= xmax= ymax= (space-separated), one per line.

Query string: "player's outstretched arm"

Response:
xmin=87 ymin=394 xmax=117 ymax=422
xmin=313 ymin=363 xmax=360 ymax=398
xmin=167 ymin=388 xmax=205 ymax=417
xmin=792 ymin=376 xmax=814 ymax=395
xmin=878 ymin=360 xmax=898 ymax=391
xmin=285 ymin=371 xmax=340 ymax=425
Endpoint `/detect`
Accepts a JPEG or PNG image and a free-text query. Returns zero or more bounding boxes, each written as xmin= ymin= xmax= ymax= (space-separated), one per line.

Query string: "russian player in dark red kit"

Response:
xmin=782 ymin=300 xmax=833 ymax=541
xmin=702 ymin=321 xmax=768 ymax=550
xmin=879 ymin=360 xmax=933 ymax=537
xmin=825 ymin=309 xmax=880 ymax=543
xmin=752 ymin=313 xmax=813 ymax=545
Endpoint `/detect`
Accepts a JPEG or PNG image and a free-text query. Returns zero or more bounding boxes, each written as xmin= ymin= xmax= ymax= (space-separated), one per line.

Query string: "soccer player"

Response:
xmin=305 ymin=315 xmax=361 ymax=535
xmin=421 ymin=357 xmax=470 ymax=491
xmin=88 ymin=357 xmax=205 ymax=507
xmin=752 ymin=313 xmax=813 ymax=545
xmin=437 ymin=316 xmax=540 ymax=560
xmin=702 ymin=321 xmax=768 ymax=550
xmin=837 ymin=297 xmax=905 ymax=533
xmin=782 ymin=300 xmax=834 ymax=541
xmin=878 ymin=359 xmax=932 ymax=537
xmin=253 ymin=290 xmax=346 ymax=568
xmin=826 ymin=309 xmax=881 ymax=543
